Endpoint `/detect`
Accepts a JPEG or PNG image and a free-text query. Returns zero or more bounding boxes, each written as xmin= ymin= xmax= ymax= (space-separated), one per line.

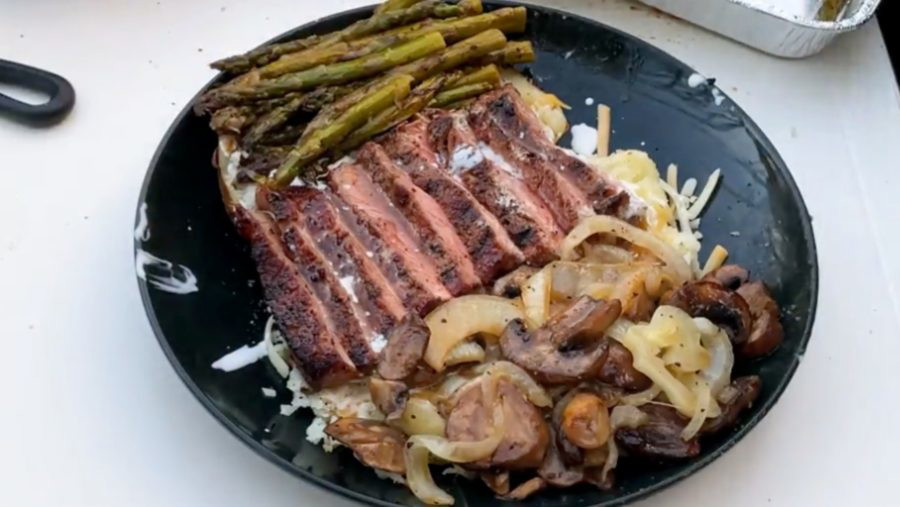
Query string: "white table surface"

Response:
xmin=2 ymin=1 xmax=899 ymax=505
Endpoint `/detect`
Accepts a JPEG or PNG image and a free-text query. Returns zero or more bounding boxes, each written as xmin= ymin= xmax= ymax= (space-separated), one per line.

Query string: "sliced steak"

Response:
xmin=357 ymin=143 xmax=481 ymax=296
xmin=259 ymin=187 xmax=377 ymax=371
xmin=427 ymin=110 xmax=564 ymax=265
xmin=282 ymin=186 xmax=407 ymax=336
xmin=468 ymin=88 xmax=594 ymax=231
xmin=329 ymin=162 xmax=451 ymax=315
xmin=380 ymin=117 xmax=525 ymax=283
xmin=231 ymin=206 xmax=359 ymax=387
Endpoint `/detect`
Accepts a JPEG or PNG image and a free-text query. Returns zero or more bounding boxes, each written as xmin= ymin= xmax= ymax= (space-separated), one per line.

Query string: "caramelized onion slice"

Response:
xmin=405 ymin=405 xmax=505 ymax=506
xmin=482 ymin=360 xmax=552 ymax=408
xmin=521 ymin=267 xmax=552 ymax=327
xmin=424 ymin=295 xmax=524 ymax=372
xmin=560 ymin=215 xmax=692 ymax=284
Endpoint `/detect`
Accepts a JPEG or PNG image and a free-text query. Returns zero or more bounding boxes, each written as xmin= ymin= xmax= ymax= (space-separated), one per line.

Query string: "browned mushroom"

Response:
xmin=492 ymin=265 xmax=539 ymax=298
xmin=446 ymin=378 xmax=549 ymax=469
xmin=702 ymin=264 xmax=749 ymax=290
xmin=702 ymin=375 xmax=761 ymax=434
xmin=597 ymin=340 xmax=653 ymax=392
xmin=537 ymin=428 xmax=584 ymax=487
xmin=662 ymin=281 xmax=752 ymax=345
xmin=377 ymin=314 xmax=429 ymax=381
xmin=736 ymin=282 xmax=784 ymax=357
xmin=481 ymin=470 xmax=511 ymax=495
xmin=368 ymin=377 xmax=408 ymax=420
xmin=501 ymin=477 xmax=546 ymax=500
xmin=548 ymin=392 xmax=584 ymax=467
xmin=560 ymin=393 xmax=611 ymax=450
xmin=615 ymin=405 xmax=700 ymax=460
xmin=324 ymin=418 xmax=406 ymax=473
xmin=500 ymin=297 xmax=622 ymax=384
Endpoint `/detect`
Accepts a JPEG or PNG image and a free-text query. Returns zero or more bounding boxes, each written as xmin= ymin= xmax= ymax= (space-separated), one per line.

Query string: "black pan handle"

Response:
xmin=0 ymin=59 xmax=75 ymax=126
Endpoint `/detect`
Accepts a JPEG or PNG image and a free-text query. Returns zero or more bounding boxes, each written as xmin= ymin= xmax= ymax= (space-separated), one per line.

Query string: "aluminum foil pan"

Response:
xmin=637 ymin=0 xmax=881 ymax=57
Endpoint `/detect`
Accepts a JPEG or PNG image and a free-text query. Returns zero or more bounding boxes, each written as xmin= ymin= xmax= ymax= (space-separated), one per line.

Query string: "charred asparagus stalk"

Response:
xmin=211 ymin=0 xmax=458 ymax=73
xmin=257 ymin=3 xmax=505 ymax=79
xmin=259 ymin=32 xmax=411 ymax=79
xmin=241 ymin=32 xmax=445 ymax=97
xmin=271 ymin=74 xmax=414 ymax=186
xmin=338 ymin=72 xmax=456 ymax=151
xmin=257 ymin=123 xmax=307 ymax=146
xmin=447 ymin=63 xmax=501 ymax=88
xmin=242 ymin=94 xmax=306 ymax=148
xmin=209 ymin=106 xmax=255 ymax=135
xmin=391 ymin=29 xmax=507 ymax=81
xmin=374 ymin=0 xmax=422 ymax=15
xmin=480 ymin=41 xmax=535 ymax=66
xmin=431 ymin=81 xmax=497 ymax=107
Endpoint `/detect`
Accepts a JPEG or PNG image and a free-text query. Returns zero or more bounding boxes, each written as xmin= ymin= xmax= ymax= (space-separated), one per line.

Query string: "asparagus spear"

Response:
xmin=338 ymin=72 xmax=457 ymax=151
xmin=436 ymin=6 xmax=525 ymax=43
xmin=479 ymin=40 xmax=535 ymax=65
xmin=375 ymin=0 xmax=422 ymax=15
xmin=439 ymin=97 xmax=475 ymax=109
xmin=249 ymin=5 xmax=521 ymax=81
xmin=390 ymin=28 xmax=507 ymax=81
xmin=447 ymin=63 xmax=501 ymax=88
xmin=211 ymin=0 xmax=458 ymax=73
xmin=209 ymin=106 xmax=255 ymax=134
xmin=458 ymin=0 xmax=484 ymax=16
xmin=242 ymin=94 xmax=306 ymax=148
xmin=246 ymin=32 xmax=445 ymax=96
xmin=259 ymin=32 xmax=410 ymax=79
xmin=257 ymin=123 xmax=306 ymax=146
xmin=271 ymin=74 xmax=414 ymax=187
xmin=431 ymin=81 xmax=497 ymax=107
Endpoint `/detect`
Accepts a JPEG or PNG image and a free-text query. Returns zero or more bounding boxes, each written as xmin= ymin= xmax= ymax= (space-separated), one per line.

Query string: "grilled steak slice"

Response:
xmin=329 ymin=161 xmax=451 ymax=315
xmin=358 ymin=143 xmax=481 ymax=296
xmin=259 ymin=187 xmax=378 ymax=371
xmin=473 ymin=86 xmax=637 ymax=218
xmin=232 ymin=206 xmax=359 ymax=387
xmin=427 ymin=110 xmax=564 ymax=265
xmin=467 ymin=88 xmax=594 ymax=231
xmin=380 ymin=117 xmax=525 ymax=283
xmin=283 ymin=186 xmax=407 ymax=336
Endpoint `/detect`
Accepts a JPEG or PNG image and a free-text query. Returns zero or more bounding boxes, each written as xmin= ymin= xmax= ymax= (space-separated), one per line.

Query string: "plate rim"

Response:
xmin=134 ymin=2 xmax=819 ymax=505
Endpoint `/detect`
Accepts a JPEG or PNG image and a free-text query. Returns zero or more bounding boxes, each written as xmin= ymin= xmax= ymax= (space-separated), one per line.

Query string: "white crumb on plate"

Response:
xmin=305 ymin=417 xmax=328 ymax=444
xmin=570 ymin=123 xmax=598 ymax=156
xmin=211 ymin=341 xmax=266 ymax=372
xmin=585 ymin=97 xmax=594 ymax=106
xmin=261 ymin=387 xmax=277 ymax=398
xmin=688 ymin=72 xmax=707 ymax=88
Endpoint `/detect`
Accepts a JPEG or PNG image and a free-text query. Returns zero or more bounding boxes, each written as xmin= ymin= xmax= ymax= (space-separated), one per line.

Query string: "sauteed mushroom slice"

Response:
xmin=368 ymin=377 xmax=409 ymax=419
xmin=560 ymin=392 xmax=611 ymax=450
xmin=736 ymin=282 xmax=784 ymax=357
xmin=378 ymin=314 xmax=429 ymax=380
xmin=702 ymin=375 xmax=761 ymax=434
xmin=325 ymin=418 xmax=406 ymax=473
xmin=500 ymin=297 xmax=622 ymax=384
xmin=702 ymin=264 xmax=749 ymax=290
xmin=615 ymin=405 xmax=700 ymax=460
xmin=663 ymin=281 xmax=752 ymax=345
xmin=537 ymin=428 xmax=584 ymax=487
xmin=597 ymin=340 xmax=652 ymax=392
xmin=446 ymin=378 xmax=549 ymax=469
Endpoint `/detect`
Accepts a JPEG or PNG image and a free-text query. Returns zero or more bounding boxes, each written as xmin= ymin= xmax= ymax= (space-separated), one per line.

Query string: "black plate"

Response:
xmin=135 ymin=2 xmax=818 ymax=505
